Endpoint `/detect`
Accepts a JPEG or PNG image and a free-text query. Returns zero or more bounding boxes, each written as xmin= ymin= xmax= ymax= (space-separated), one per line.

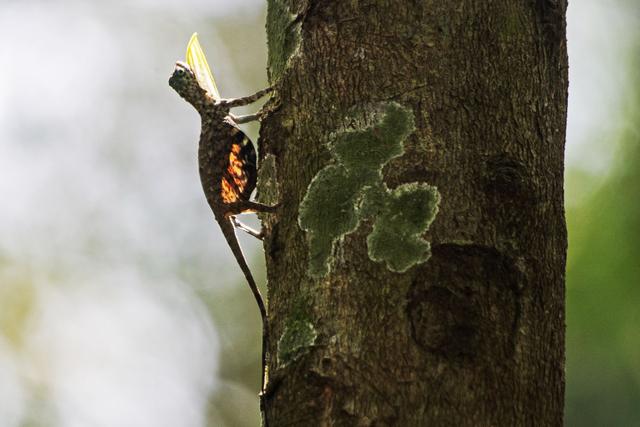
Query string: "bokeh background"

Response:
xmin=0 ymin=1 xmax=638 ymax=426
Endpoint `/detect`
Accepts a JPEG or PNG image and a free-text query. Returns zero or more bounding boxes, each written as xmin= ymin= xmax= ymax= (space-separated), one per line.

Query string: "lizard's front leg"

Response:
xmin=222 ymin=86 xmax=273 ymax=108
xmin=229 ymin=112 xmax=262 ymax=124
xmin=229 ymin=97 xmax=282 ymax=124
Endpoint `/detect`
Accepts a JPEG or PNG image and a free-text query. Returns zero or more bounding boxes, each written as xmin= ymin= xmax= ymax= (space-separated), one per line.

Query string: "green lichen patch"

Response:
xmin=357 ymin=183 xmax=387 ymax=219
xmin=298 ymin=102 xmax=440 ymax=277
xmin=367 ymin=183 xmax=440 ymax=273
xmin=298 ymin=165 xmax=361 ymax=276
xmin=333 ymin=103 xmax=414 ymax=183
xmin=266 ymin=0 xmax=302 ymax=80
xmin=277 ymin=319 xmax=317 ymax=366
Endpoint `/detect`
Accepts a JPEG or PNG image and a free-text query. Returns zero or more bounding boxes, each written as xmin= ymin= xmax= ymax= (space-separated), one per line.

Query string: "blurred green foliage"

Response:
xmin=565 ymin=53 xmax=640 ymax=425
xmin=202 ymin=279 xmax=264 ymax=427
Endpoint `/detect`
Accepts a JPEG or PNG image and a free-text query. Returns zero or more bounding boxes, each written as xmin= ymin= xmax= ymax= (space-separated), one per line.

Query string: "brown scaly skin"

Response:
xmin=169 ymin=61 xmax=276 ymax=426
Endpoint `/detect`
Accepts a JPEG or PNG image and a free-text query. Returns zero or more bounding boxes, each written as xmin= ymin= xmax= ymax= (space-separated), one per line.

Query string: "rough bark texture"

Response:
xmin=258 ymin=1 xmax=568 ymax=425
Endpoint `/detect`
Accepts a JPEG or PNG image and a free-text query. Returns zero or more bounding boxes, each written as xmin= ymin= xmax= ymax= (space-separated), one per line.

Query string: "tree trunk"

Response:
xmin=258 ymin=1 xmax=568 ymax=425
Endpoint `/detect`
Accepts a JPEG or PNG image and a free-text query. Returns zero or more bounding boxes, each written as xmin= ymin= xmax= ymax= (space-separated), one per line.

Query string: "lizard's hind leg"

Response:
xmin=231 ymin=216 xmax=264 ymax=240
xmin=227 ymin=200 xmax=279 ymax=215
xmin=247 ymin=201 xmax=279 ymax=213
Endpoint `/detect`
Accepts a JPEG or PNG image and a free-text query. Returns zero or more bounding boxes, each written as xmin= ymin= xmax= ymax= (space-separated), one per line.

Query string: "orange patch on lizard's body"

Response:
xmin=221 ymin=142 xmax=250 ymax=204
xmin=221 ymin=177 xmax=238 ymax=203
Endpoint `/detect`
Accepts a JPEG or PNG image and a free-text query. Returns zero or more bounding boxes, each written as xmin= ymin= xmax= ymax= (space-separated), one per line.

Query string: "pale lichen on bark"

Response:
xmin=365 ymin=182 xmax=441 ymax=272
xmin=298 ymin=102 xmax=440 ymax=277
xmin=266 ymin=0 xmax=304 ymax=81
xmin=277 ymin=319 xmax=317 ymax=366
xmin=257 ymin=153 xmax=279 ymax=206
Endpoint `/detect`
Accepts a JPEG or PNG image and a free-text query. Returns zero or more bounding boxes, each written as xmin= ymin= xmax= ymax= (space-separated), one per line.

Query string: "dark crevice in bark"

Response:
xmin=407 ymin=244 xmax=523 ymax=361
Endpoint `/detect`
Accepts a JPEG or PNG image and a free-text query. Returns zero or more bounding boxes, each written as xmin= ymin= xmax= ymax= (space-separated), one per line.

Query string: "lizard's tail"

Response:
xmin=218 ymin=217 xmax=270 ymax=427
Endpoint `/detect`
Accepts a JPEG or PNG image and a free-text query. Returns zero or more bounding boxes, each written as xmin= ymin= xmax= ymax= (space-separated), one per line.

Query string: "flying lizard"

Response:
xmin=168 ymin=33 xmax=276 ymax=424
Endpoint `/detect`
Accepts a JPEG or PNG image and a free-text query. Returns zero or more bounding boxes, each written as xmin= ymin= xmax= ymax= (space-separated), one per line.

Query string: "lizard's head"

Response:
xmin=169 ymin=62 xmax=211 ymax=113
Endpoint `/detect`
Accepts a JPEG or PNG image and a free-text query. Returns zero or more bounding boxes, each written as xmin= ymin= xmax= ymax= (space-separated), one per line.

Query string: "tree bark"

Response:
xmin=258 ymin=1 xmax=568 ymax=426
